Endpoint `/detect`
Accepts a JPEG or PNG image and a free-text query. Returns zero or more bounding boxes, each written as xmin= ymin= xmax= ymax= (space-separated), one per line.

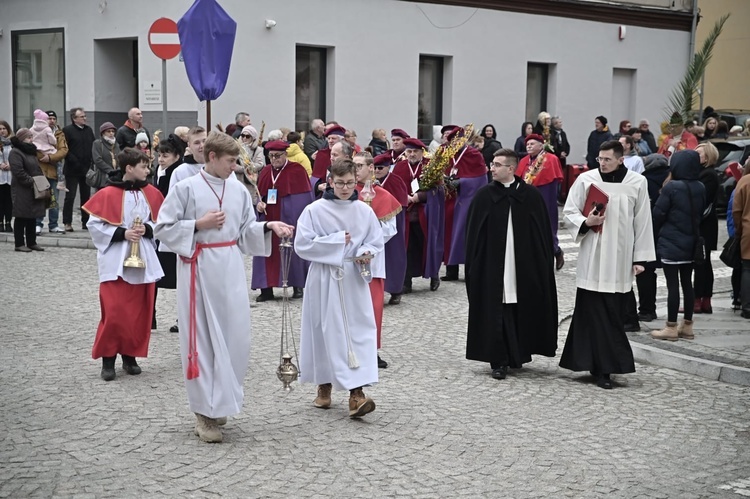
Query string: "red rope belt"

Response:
xmin=180 ymin=240 xmax=237 ymax=380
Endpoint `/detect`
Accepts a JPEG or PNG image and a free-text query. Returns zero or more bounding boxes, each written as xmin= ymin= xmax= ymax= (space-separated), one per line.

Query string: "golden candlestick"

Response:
xmin=123 ymin=216 xmax=146 ymax=268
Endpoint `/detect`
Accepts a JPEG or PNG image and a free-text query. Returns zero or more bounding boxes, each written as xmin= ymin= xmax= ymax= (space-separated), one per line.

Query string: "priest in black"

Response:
xmin=465 ymin=148 xmax=558 ymax=380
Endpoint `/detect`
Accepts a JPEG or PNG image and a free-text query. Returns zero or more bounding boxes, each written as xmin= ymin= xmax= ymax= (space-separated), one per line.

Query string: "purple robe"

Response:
xmin=251 ymin=192 xmax=313 ymax=289
xmin=385 ymin=210 xmax=407 ymax=294
xmin=535 ymin=181 xmax=561 ymax=253
xmin=424 ymin=186 xmax=446 ymax=278
xmin=447 ymin=176 xmax=488 ymax=265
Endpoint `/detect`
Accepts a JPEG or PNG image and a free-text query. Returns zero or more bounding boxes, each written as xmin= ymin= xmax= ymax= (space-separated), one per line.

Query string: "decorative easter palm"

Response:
xmin=663 ymin=14 xmax=730 ymax=123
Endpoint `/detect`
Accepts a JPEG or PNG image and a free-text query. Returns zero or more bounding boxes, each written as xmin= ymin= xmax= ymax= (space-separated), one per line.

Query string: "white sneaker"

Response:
xmin=49 ymin=227 xmax=65 ymax=234
xmin=35 ymin=226 xmax=42 ymax=235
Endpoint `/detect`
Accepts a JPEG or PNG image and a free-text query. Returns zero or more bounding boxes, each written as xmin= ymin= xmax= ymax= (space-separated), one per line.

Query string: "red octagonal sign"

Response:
xmin=148 ymin=17 xmax=181 ymax=60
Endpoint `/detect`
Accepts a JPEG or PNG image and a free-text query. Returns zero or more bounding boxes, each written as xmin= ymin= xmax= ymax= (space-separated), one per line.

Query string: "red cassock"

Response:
xmin=83 ymin=185 xmax=164 ymax=359
xmin=361 ymin=184 xmax=402 ymax=349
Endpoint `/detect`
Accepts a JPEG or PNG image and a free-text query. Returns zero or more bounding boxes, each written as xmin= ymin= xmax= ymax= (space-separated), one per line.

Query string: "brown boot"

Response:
xmin=194 ymin=414 xmax=223 ymax=443
xmin=678 ymin=319 xmax=695 ymax=340
xmin=313 ymin=383 xmax=332 ymax=409
xmin=348 ymin=387 xmax=376 ymax=418
xmin=651 ymin=322 xmax=679 ymax=341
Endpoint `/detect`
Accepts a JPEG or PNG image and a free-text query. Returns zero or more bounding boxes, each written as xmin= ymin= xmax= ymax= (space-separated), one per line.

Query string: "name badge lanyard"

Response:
xmin=268 ymin=161 xmax=287 ymax=204
xmin=449 ymin=147 xmax=467 ymax=177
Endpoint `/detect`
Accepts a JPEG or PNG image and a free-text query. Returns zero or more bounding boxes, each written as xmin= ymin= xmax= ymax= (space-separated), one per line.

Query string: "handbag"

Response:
xmin=32 ymin=175 xmax=51 ymax=200
xmin=720 ymin=236 xmax=741 ymax=268
xmin=85 ymin=164 xmax=104 ymax=188
xmin=684 ymin=181 xmax=706 ymax=265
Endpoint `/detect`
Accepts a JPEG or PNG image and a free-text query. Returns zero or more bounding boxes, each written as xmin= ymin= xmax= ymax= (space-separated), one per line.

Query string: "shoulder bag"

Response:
xmin=32 ymin=175 xmax=51 ymax=200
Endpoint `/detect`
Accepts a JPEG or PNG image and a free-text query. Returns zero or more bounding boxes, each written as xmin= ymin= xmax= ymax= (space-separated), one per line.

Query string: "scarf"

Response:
xmin=107 ymin=171 xmax=149 ymax=190
xmin=10 ymin=137 xmax=38 ymax=155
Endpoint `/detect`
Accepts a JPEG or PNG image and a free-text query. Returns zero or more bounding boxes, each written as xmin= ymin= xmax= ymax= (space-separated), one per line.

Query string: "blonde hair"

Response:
xmin=204 ymin=130 xmax=240 ymax=159
xmin=696 ymin=142 xmax=719 ymax=167
xmin=354 ymin=151 xmax=373 ymax=165
xmin=537 ymin=111 xmax=551 ymax=124
xmin=174 ymin=126 xmax=190 ymax=141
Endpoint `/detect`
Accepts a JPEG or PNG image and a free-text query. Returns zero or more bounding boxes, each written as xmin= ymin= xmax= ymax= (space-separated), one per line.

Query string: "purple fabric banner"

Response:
xmin=177 ymin=0 xmax=237 ymax=101
xmin=384 ymin=211 xmax=407 ymax=294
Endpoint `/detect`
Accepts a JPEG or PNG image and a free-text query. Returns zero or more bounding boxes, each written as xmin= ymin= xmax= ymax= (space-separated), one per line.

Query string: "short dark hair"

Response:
xmin=626 ymin=128 xmax=641 ymax=136
xmin=600 ymin=140 xmax=624 ymax=158
xmin=287 ymin=131 xmax=302 ymax=143
xmin=493 ymin=148 xmax=518 ymax=165
xmin=69 ymin=107 xmax=84 ymax=121
xmin=117 ymin=147 xmax=150 ymax=169
xmin=329 ymin=158 xmax=356 ymax=178
xmin=619 ymin=135 xmax=635 ymax=150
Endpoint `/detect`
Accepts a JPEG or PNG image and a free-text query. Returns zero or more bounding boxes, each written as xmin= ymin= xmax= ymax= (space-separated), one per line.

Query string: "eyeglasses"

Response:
xmin=268 ymin=153 xmax=285 ymax=159
xmin=333 ymin=181 xmax=357 ymax=188
xmin=490 ymin=162 xmax=515 ymax=169
xmin=596 ymin=157 xmax=615 ymax=163
xmin=374 ymin=165 xmax=389 ymax=170
xmin=241 ymin=134 xmax=252 ymax=139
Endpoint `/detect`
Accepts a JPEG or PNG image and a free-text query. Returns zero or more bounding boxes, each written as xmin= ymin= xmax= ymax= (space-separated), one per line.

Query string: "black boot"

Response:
xmin=441 ymin=265 xmax=459 ymax=281
xmin=101 ymin=356 xmax=116 ymax=381
xmin=378 ymin=355 xmax=388 ymax=369
xmin=292 ymin=287 xmax=304 ymax=299
xmin=122 ymin=355 xmax=142 ymax=375
xmin=430 ymin=277 xmax=440 ymax=291
xmin=256 ymin=288 xmax=275 ymax=302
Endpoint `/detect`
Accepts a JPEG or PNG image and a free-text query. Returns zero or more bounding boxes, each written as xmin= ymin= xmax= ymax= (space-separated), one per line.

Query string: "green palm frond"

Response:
xmin=663 ymin=13 xmax=730 ymax=123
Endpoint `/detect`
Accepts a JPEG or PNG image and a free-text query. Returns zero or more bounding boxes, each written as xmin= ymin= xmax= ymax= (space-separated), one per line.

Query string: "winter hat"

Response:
xmin=46 ymin=110 xmax=57 ymax=119
xmin=241 ymin=125 xmax=258 ymax=139
xmin=99 ymin=122 xmax=116 ymax=134
xmin=135 ymin=132 xmax=149 ymax=145
xmin=15 ymin=128 xmax=33 ymax=142
xmin=34 ymin=109 xmax=49 ymax=121
xmin=595 ymin=115 xmax=608 ymax=126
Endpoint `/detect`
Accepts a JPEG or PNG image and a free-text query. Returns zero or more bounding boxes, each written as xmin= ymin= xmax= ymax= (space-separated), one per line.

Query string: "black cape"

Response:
xmin=464 ymin=177 xmax=558 ymax=364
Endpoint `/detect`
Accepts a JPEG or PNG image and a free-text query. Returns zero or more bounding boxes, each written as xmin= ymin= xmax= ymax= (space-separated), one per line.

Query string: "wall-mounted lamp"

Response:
xmin=265 ymin=19 xmax=277 ymax=29
xmin=619 ymin=25 xmax=626 ymax=40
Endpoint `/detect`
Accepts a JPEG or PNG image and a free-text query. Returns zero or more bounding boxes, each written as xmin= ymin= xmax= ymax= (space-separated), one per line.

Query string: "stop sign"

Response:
xmin=148 ymin=18 xmax=181 ymax=60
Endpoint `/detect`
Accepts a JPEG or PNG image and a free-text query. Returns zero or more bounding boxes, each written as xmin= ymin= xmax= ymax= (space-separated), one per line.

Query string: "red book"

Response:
xmin=583 ymin=183 xmax=609 ymax=233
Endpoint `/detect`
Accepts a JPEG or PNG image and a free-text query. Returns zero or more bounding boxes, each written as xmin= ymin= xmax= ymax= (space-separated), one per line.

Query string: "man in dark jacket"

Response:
xmin=586 ymin=116 xmax=614 ymax=169
xmin=62 ymin=107 xmax=96 ymax=231
xmin=636 ymin=153 xmax=671 ymax=322
xmin=116 ymin=107 xmax=151 ymax=151
xmin=303 ymin=118 xmax=326 ymax=164
xmin=464 ymin=148 xmax=558 ymax=380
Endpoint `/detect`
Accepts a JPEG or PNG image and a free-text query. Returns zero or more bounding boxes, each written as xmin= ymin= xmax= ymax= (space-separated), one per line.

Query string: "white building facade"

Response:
xmin=1 ymin=0 xmax=694 ymax=159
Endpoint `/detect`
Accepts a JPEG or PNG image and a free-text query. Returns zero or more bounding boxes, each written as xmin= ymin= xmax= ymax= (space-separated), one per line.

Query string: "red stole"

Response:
xmin=515 ymin=153 xmax=563 ymax=187
xmin=392 ymin=158 xmax=428 ymax=194
xmin=444 ymin=146 xmax=487 ymax=178
xmin=358 ymin=184 xmax=402 ymax=222
xmin=82 ymin=184 xmax=163 ymax=225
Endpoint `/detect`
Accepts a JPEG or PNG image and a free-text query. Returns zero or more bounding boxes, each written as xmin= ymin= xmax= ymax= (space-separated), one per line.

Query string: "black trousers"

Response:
xmin=741 ymin=260 xmax=750 ymax=313
xmin=62 ymin=174 xmax=90 ymax=225
xmin=693 ymin=251 xmax=714 ymax=298
xmin=663 ymin=264 xmax=694 ymax=323
xmin=635 ymin=266 xmax=657 ymax=315
xmin=0 ymin=184 xmax=11 ymax=223
xmin=13 ymin=217 xmax=36 ymax=247
xmin=404 ymin=220 xmax=425 ymax=283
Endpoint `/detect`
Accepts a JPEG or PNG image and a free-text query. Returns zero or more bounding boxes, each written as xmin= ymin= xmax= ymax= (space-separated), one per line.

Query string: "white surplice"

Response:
xmin=87 ymin=190 xmax=164 ymax=284
xmin=370 ymin=215 xmax=396 ymax=279
xmin=169 ymin=162 xmax=203 ymax=190
xmin=563 ymin=169 xmax=655 ymax=293
xmin=154 ymin=168 xmax=271 ymax=418
xmin=294 ymin=198 xmax=385 ymax=391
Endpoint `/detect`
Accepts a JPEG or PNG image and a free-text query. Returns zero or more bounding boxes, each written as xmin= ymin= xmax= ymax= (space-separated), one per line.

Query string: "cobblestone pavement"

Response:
xmin=1 ymin=198 xmax=749 ymax=497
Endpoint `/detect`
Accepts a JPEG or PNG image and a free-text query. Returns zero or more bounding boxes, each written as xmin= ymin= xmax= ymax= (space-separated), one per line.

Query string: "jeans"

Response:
xmin=62 ymin=174 xmax=90 ymax=226
xmin=36 ymin=177 xmax=60 ymax=229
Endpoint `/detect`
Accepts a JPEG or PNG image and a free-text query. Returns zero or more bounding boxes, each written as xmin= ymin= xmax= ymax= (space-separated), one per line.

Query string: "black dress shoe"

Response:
xmin=623 ymin=322 xmax=641 ymax=332
xmin=555 ymin=249 xmax=565 ymax=270
xmin=292 ymin=287 xmax=304 ymax=299
xmin=597 ymin=374 xmax=613 ymax=389
xmin=440 ymin=274 xmax=459 ymax=282
xmin=377 ymin=355 xmax=388 ymax=369
xmin=101 ymin=356 xmax=116 ymax=381
xmin=429 ymin=277 xmax=440 ymax=291
xmin=121 ymin=355 xmax=142 ymax=375
xmin=27 ymin=245 xmax=44 ymax=251
xmin=637 ymin=312 xmax=656 ymax=322
xmin=169 ymin=322 xmax=179 ymax=333
xmin=491 ymin=366 xmax=508 ymax=380
xmin=388 ymin=294 xmax=402 ymax=305
xmin=256 ymin=292 xmax=275 ymax=302
xmin=441 ymin=265 xmax=459 ymax=281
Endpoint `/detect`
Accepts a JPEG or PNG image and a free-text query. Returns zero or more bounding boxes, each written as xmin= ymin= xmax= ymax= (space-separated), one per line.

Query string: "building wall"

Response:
xmin=696 ymin=0 xmax=750 ymax=111
xmin=0 ymin=0 xmax=691 ymax=160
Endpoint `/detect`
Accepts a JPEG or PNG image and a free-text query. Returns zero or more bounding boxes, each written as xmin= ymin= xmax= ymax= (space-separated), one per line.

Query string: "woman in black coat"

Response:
xmin=651 ymin=150 xmax=705 ymax=341
xmin=480 ymin=124 xmax=502 ymax=167
xmin=694 ymin=142 xmax=720 ymax=313
xmin=8 ymin=128 xmax=47 ymax=252
xmin=513 ymin=122 xmax=533 ymax=160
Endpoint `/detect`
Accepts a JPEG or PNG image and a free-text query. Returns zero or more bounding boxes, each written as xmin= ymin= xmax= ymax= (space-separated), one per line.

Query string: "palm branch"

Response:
xmin=663 ymin=13 xmax=730 ymax=123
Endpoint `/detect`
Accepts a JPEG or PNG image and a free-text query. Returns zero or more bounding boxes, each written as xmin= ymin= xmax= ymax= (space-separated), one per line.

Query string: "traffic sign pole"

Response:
xmin=148 ymin=17 xmax=180 ymax=142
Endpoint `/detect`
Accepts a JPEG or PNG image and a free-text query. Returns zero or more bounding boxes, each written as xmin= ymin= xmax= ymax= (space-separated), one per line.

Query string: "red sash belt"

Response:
xmin=180 ymin=240 xmax=237 ymax=380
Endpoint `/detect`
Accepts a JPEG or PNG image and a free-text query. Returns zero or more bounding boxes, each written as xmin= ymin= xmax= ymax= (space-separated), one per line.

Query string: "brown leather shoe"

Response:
xmin=348 ymin=387 xmax=375 ymax=418
xmin=314 ymin=383 xmax=332 ymax=408
xmin=64 ymin=224 xmax=74 ymax=232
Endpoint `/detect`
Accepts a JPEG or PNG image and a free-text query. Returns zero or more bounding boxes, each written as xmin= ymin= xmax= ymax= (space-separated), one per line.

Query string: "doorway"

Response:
xmin=93 ymin=38 xmax=138 ymax=129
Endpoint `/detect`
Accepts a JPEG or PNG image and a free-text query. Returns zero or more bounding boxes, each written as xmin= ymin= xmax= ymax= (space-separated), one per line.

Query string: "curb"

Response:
xmin=631 ymin=341 xmax=750 ymax=387
xmin=0 ymin=232 xmax=96 ymax=250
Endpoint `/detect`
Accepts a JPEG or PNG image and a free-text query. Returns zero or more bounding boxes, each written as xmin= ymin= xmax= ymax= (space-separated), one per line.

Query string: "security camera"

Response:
xmin=265 ymin=20 xmax=277 ymax=29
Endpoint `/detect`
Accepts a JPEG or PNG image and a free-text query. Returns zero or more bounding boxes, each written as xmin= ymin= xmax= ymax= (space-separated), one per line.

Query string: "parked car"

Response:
xmin=712 ymin=137 xmax=750 ymax=216
xmin=714 ymin=109 xmax=750 ymax=130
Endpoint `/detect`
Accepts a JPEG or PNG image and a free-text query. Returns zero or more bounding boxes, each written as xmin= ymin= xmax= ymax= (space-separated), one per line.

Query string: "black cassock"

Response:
xmin=464 ymin=177 xmax=558 ymax=367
